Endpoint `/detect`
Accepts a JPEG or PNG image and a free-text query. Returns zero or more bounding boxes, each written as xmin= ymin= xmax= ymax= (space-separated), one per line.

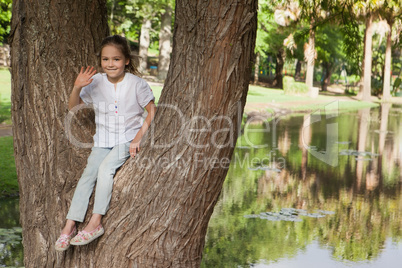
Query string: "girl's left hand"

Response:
xmin=130 ymin=140 xmax=140 ymax=158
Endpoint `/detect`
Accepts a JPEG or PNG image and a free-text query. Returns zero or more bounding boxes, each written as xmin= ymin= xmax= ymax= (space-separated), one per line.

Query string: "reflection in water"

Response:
xmin=202 ymin=105 xmax=402 ymax=267
xmin=0 ymin=198 xmax=23 ymax=267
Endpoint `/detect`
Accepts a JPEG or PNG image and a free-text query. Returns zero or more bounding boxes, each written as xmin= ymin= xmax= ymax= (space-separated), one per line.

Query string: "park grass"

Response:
xmin=0 ymin=136 xmax=18 ymax=198
xmin=0 ymin=68 xmax=11 ymax=103
xmin=0 ymin=69 xmax=11 ymax=125
xmin=246 ymin=85 xmax=379 ymax=112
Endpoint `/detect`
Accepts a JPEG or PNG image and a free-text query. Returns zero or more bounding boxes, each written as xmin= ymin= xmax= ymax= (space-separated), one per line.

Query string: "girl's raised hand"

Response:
xmin=74 ymin=66 xmax=97 ymax=88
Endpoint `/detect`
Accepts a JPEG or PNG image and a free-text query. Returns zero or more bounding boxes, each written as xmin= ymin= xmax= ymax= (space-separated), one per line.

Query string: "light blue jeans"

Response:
xmin=66 ymin=142 xmax=130 ymax=222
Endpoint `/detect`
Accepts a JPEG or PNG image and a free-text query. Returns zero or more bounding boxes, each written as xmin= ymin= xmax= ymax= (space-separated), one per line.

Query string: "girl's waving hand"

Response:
xmin=74 ymin=66 xmax=97 ymax=88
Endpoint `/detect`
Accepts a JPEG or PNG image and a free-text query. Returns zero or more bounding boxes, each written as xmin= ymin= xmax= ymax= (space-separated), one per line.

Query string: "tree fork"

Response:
xmin=10 ymin=0 xmax=257 ymax=267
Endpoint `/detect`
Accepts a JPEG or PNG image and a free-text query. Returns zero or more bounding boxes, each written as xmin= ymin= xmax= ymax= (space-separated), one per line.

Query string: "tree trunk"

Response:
xmin=253 ymin=51 xmax=260 ymax=84
xmin=361 ymin=14 xmax=373 ymax=101
xmin=9 ymin=0 xmax=109 ymax=267
xmin=139 ymin=18 xmax=152 ymax=73
xmin=294 ymin=59 xmax=301 ymax=80
xmin=273 ymin=49 xmax=284 ymax=89
xmin=382 ymin=20 xmax=393 ymax=102
xmin=157 ymin=6 xmax=172 ymax=80
xmin=110 ymin=0 xmax=116 ymax=33
xmin=321 ymin=63 xmax=332 ymax=91
xmin=97 ymin=1 xmax=257 ymax=266
xmin=11 ymin=0 xmax=258 ymax=267
xmin=305 ymin=19 xmax=315 ymax=95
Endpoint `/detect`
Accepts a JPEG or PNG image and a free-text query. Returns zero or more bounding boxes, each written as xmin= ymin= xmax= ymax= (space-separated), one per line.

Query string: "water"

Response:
xmin=0 ymin=198 xmax=22 ymax=267
xmin=201 ymin=103 xmax=402 ymax=267
xmin=1 ymin=104 xmax=401 ymax=267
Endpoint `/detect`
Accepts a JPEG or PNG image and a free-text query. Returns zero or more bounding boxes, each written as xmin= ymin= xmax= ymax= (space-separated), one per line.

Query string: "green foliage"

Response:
xmin=107 ymin=0 xmax=174 ymax=45
xmin=0 ymin=136 xmax=17 ymax=198
xmin=0 ymin=0 xmax=11 ymax=44
xmin=283 ymin=75 xmax=309 ymax=95
xmin=316 ymin=24 xmax=345 ymax=67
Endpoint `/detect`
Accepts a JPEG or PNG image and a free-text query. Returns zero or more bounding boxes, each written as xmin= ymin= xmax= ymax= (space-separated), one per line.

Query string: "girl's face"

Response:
xmin=101 ymin=45 xmax=129 ymax=84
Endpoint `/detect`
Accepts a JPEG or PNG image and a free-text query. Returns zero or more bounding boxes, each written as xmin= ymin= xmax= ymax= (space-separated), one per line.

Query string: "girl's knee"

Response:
xmin=98 ymin=162 xmax=116 ymax=177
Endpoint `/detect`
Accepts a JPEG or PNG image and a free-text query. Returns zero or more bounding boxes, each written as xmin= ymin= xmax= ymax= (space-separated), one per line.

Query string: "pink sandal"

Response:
xmin=70 ymin=224 xmax=104 ymax=246
xmin=55 ymin=227 xmax=76 ymax=251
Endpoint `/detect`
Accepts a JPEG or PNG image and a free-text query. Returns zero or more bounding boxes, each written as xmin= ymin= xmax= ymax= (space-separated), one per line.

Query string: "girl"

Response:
xmin=55 ymin=35 xmax=156 ymax=251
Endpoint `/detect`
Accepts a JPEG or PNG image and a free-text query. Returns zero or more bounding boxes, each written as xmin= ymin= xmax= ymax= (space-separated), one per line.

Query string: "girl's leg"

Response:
xmin=61 ymin=147 xmax=111 ymax=234
xmin=83 ymin=142 xmax=130 ymax=232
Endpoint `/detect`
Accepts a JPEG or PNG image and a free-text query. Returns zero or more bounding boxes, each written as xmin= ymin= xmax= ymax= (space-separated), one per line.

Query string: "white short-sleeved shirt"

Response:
xmin=80 ymin=73 xmax=155 ymax=148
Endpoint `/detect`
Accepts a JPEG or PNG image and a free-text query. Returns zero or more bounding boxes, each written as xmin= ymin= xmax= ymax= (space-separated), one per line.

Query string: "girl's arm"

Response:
xmin=130 ymin=100 xmax=157 ymax=158
xmin=68 ymin=66 xmax=97 ymax=110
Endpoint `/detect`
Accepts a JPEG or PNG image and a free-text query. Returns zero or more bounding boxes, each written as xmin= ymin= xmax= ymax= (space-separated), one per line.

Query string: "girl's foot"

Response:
xmin=82 ymin=214 xmax=102 ymax=232
xmin=70 ymin=224 xmax=104 ymax=246
xmin=55 ymin=227 xmax=77 ymax=251
xmin=60 ymin=220 xmax=76 ymax=235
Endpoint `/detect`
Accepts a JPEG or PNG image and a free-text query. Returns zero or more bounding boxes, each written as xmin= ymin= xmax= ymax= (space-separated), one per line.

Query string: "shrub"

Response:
xmin=348 ymin=74 xmax=360 ymax=84
xmin=283 ymin=75 xmax=309 ymax=95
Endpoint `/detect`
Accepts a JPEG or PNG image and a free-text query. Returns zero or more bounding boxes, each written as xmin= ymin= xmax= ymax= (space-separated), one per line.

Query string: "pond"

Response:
xmin=201 ymin=103 xmax=402 ymax=267
xmin=1 ymin=103 xmax=401 ymax=267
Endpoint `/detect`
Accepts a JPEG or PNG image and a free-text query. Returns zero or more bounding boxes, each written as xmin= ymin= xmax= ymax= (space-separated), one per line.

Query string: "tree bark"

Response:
xmin=294 ymin=59 xmax=301 ymax=80
xmin=273 ymin=49 xmax=284 ymax=89
xmin=9 ymin=0 xmax=109 ymax=267
xmin=157 ymin=6 xmax=172 ymax=80
xmin=253 ymin=51 xmax=260 ymax=84
xmin=11 ymin=0 xmax=257 ymax=267
xmin=382 ymin=20 xmax=393 ymax=102
xmin=321 ymin=63 xmax=332 ymax=92
xmin=305 ymin=19 xmax=315 ymax=95
xmin=361 ymin=14 xmax=373 ymax=101
xmin=139 ymin=18 xmax=152 ymax=73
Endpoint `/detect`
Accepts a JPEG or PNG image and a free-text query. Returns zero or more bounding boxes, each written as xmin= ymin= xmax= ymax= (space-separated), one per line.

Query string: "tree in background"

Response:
xmin=157 ymin=0 xmax=174 ymax=80
xmin=261 ymin=0 xmax=299 ymax=88
xmin=316 ymin=24 xmax=346 ymax=91
xmin=0 ymin=0 xmax=11 ymax=67
xmin=353 ymin=0 xmax=385 ymax=101
xmin=107 ymin=0 xmax=174 ymax=77
xmin=253 ymin=1 xmax=271 ymax=85
xmin=136 ymin=1 xmax=155 ymax=73
xmin=379 ymin=1 xmax=402 ymax=101
xmin=107 ymin=0 xmax=141 ymax=39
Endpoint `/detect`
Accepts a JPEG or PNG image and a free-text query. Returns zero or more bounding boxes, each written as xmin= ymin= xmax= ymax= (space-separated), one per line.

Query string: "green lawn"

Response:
xmin=0 ymin=136 xmax=18 ymax=198
xmin=246 ymin=85 xmax=378 ymax=112
xmin=0 ymin=69 xmax=11 ymax=125
xmin=0 ymin=68 xmax=11 ymax=102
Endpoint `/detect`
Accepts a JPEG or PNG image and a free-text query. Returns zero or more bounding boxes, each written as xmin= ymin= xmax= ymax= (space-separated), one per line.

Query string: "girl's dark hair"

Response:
xmin=98 ymin=35 xmax=140 ymax=76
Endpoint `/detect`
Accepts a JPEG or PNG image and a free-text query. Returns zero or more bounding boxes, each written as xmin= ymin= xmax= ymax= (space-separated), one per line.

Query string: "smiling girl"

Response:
xmin=55 ymin=35 xmax=156 ymax=251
